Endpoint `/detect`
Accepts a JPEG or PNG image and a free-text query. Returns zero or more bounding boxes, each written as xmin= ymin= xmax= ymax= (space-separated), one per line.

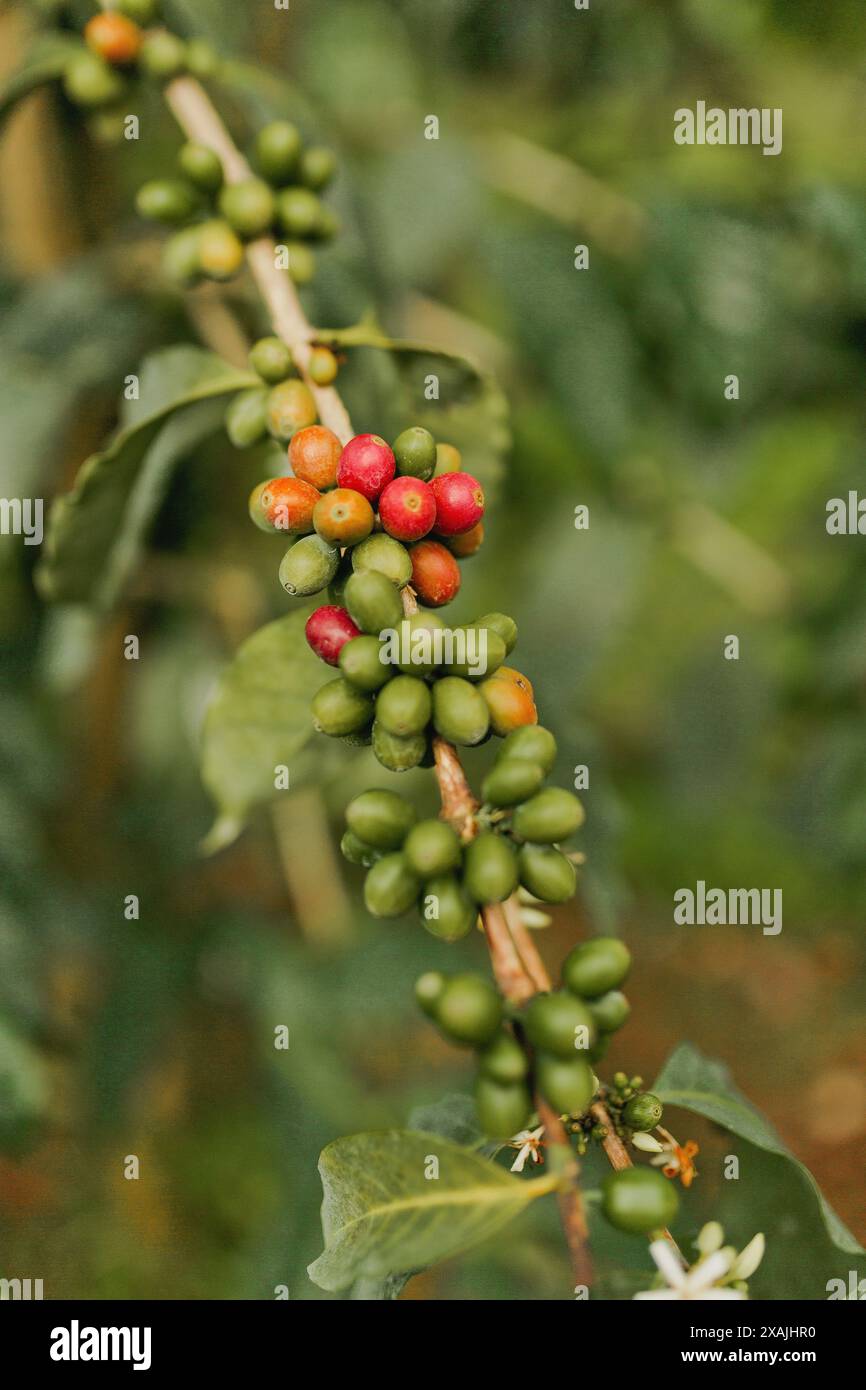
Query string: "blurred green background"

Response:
xmin=1 ymin=0 xmax=865 ymax=1299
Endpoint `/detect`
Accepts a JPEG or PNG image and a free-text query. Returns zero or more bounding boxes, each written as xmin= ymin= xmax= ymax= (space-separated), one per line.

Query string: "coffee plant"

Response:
xmin=7 ymin=0 xmax=864 ymax=1300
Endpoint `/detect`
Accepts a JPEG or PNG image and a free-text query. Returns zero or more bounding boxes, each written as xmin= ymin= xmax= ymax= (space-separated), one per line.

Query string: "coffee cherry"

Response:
xmin=185 ymin=38 xmax=219 ymax=76
xmin=434 ymin=974 xmax=502 ymax=1047
xmin=475 ymin=1076 xmax=532 ymax=1140
xmin=305 ymin=605 xmax=361 ymax=666
xmin=313 ymin=488 xmax=374 ymax=545
xmin=409 ymin=539 xmax=461 ymax=607
xmin=115 ymin=0 xmax=158 ymax=22
xmin=415 ymin=970 xmax=446 ymax=1017
xmin=378 ymin=476 xmax=437 ymax=542
xmin=311 ymin=676 xmax=374 ymax=736
xmin=371 ymin=722 xmax=427 ymax=772
xmin=393 ymin=426 xmax=437 ymax=481
xmin=276 ymin=186 xmax=323 ymax=238
xmin=478 ymin=1030 xmax=530 ymax=1085
xmin=337 ymin=434 xmax=396 ymax=503
xmin=463 ymin=832 xmax=518 ymax=905
xmin=375 ymin=674 xmax=432 ymax=738
xmin=441 ymin=626 xmax=506 ymax=681
xmin=479 ymin=669 xmax=537 ymax=736
xmin=421 ymin=875 xmax=476 ymax=941
xmin=623 ymin=1093 xmax=663 ymax=1133
xmin=562 ymin=938 xmax=631 ymax=999
xmin=447 ymin=522 xmax=484 ymax=558
xmin=139 ymin=29 xmax=187 ymax=79
xmin=403 ymin=820 xmax=462 ymax=877
xmin=178 ymin=141 xmax=223 ymax=193
xmin=340 ymin=829 xmax=379 ymax=868
xmin=524 ymin=992 xmax=596 ymax=1059
xmin=346 ymin=789 xmax=416 ymax=850
xmin=288 ymin=425 xmax=342 ymax=491
xmin=431 ymin=472 xmax=484 ymax=536
xmin=601 ymin=1167 xmax=678 ymax=1236
xmin=432 ymin=676 xmax=490 ymax=746
xmin=351 ymin=534 xmax=413 ymax=588
xmin=477 ymin=611 xmax=518 ymax=654
xmin=63 ymin=51 xmax=127 ymax=107
xmin=84 ymin=13 xmax=142 ymax=65
xmin=254 ymin=121 xmax=302 ymax=183
xmin=266 ymin=380 xmax=317 ymax=441
xmin=481 ymin=759 xmax=544 ymax=808
xmin=250 ymin=336 xmax=294 ymax=384
xmin=517 ymin=844 xmax=576 ymax=904
xmin=363 ymin=853 xmax=420 ymax=918
xmin=498 ymin=724 xmax=557 ymax=775
xmin=279 ymin=535 xmax=340 ymax=596
xmin=535 ymin=1053 xmax=595 ymax=1116
xmin=338 ymin=635 xmax=392 ymax=692
xmin=298 ymin=146 xmax=337 ymax=190
xmin=512 ymin=788 xmax=585 ymax=844
xmin=197 ymin=219 xmax=244 ymax=280
xmin=248 ymin=476 xmax=320 ymax=534
xmin=219 ymin=178 xmax=275 ymax=239
xmin=285 ymin=241 xmax=316 ymax=284
xmin=588 ymin=990 xmax=630 ymax=1034
xmin=308 ymin=346 xmax=339 ymax=386
xmin=224 ymin=388 xmax=268 ymax=448
xmin=162 ymin=225 xmax=203 ymax=284
xmin=344 ymin=570 xmax=403 ymax=635
xmin=434 ymin=442 xmax=462 ymax=475
xmin=135 ymin=178 xmax=198 ymax=224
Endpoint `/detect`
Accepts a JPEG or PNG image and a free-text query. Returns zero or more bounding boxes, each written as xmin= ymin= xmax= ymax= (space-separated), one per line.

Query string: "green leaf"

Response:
xmin=36 ymin=347 xmax=257 ymax=608
xmin=307 ymin=1129 xmax=556 ymax=1293
xmin=199 ymin=609 xmax=342 ymax=853
xmin=654 ymin=1042 xmax=865 ymax=1257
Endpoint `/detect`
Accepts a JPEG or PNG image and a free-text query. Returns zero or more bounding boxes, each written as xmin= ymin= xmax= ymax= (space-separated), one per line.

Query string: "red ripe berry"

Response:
xmin=378 ymin=476 xmax=437 ymax=542
xmin=336 ymin=433 xmax=396 ymax=502
xmin=305 ymin=605 xmax=361 ymax=665
xmin=431 ymin=471 xmax=485 ymax=536
xmin=409 ymin=539 xmax=461 ymax=608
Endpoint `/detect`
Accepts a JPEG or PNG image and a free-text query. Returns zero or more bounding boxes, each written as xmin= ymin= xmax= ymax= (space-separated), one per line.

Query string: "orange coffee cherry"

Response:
xmin=288 ymin=425 xmax=342 ymax=490
xmin=479 ymin=668 xmax=537 ymax=736
xmin=313 ymin=487 xmax=374 ymax=545
xmin=248 ymin=476 xmax=320 ymax=534
xmin=84 ymin=13 xmax=143 ymax=66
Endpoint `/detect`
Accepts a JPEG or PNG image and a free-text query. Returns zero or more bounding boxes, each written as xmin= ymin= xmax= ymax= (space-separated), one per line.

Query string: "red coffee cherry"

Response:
xmin=378 ymin=476 xmax=437 ymax=542
xmin=337 ymin=433 xmax=396 ymax=502
xmin=447 ymin=520 xmax=484 ymax=557
xmin=305 ymin=605 xmax=361 ymax=665
xmin=248 ymin=476 xmax=320 ymax=534
xmin=409 ymin=539 xmax=461 ymax=607
xmin=313 ymin=487 xmax=374 ymax=545
xmin=288 ymin=425 xmax=342 ymax=491
xmin=84 ymin=13 xmax=143 ymax=66
xmin=431 ymin=471 xmax=484 ymax=536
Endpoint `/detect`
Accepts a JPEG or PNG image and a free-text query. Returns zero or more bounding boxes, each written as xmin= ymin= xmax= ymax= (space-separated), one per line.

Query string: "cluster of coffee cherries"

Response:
xmin=412 ymin=937 xmax=632 ymax=1140
xmin=226 ymin=336 xmax=340 ymax=461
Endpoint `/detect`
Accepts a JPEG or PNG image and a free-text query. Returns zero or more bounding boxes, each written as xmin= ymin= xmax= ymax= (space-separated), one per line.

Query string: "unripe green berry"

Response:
xmin=345 ymin=789 xmax=416 ymax=850
xmin=463 ymin=831 xmax=518 ymax=905
xmin=135 ymin=178 xmax=197 ymax=224
xmin=161 ymin=225 xmax=203 ymax=284
xmin=535 ymin=1053 xmax=595 ymax=1117
xmin=588 ymin=989 xmax=630 ymax=1034
xmin=475 ymin=1076 xmax=532 ymax=1139
xmin=415 ymin=970 xmax=446 ymax=1018
xmin=478 ymin=1030 xmax=529 ymax=1085
xmin=298 ymin=146 xmax=337 ymax=190
xmin=393 ymin=426 xmax=437 ymax=481
xmin=63 ymin=51 xmax=127 ymax=108
xmin=338 ymin=635 xmax=392 ymax=692
xmin=363 ymin=853 xmax=420 ymax=918
xmin=421 ymin=875 xmax=476 ymax=942
xmin=218 ymin=178 xmax=275 ymax=239
xmin=601 ymin=1167 xmax=678 ymax=1235
xmin=434 ymin=974 xmax=503 ymax=1047
xmin=340 ymin=830 xmax=378 ymax=868
xmin=511 ymin=787 xmax=585 ymax=844
xmin=432 ymin=676 xmax=490 ymax=746
xmin=266 ymin=379 xmax=317 ymax=441
xmin=224 ymin=388 xmax=268 ymax=448
xmin=285 ymin=241 xmax=316 ymax=284
xmin=139 ymin=30 xmax=187 ymax=79
xmin=477 ymin=611 xmax=518 ymax=654
xmin=311 ymin=677 xmax=373 ymax=737
xmin=344 ymin=570 xmax=404 ymax=636
xmin=371 ymin=722 xmax=427 ymax=773
xmin=178 ymin=141 xmax=223 ymax=193
xmin=249 ymin=336 xmax=294 ymax=384
xmin=441 ymin=627 xmax=506 ymax=682
xmin=276 ymin=186 xmax=323 ymax=238
xmin=497 ymin=725 xmax=557 ymax=774
xmin=562 ymin=938 xmax=631 ymax=999
xmin=481 ymin=758 xmax=545 ymax=808
xmin=351 ymin=534 xmax=413 ymax=588
xmin=623 ymin=1092 xmax=663 ymax=1132
xmin=279 ymin=535 xmax=339 ymax=597
xmin=254 ymin=120 xmax=302 ymax=183
xmin=517 ymin=843 xmax=576 ymax=904
xmin=308 ymin=345 xmax=338 ymax=385
xmin=375 ymin=674 xmax=431 ymax=738
xmin=403 ymin=820 xmax=462 ymax=877
xmin=394 ymin=610 xmax=445 ymax=676
xmin=523 ymin=992 xmax=596 ymax=1059
xmin=185 ymin=38 xmax=219 ymax=77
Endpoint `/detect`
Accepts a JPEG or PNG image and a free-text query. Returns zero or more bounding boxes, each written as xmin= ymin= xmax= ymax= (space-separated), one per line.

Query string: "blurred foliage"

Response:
xmin=0 ymin=0 xmax=865 ymax=1298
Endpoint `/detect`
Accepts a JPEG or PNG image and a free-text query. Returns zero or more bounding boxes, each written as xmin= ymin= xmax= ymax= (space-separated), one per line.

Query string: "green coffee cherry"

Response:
xmin=623 ymin=1093 xmax=663 ymax=1133
xmin=254 ymin=121 xmax=302 ymax=183
xmin=588 ymin=990 xmax=630 ymax=1034
xmin=415 ymin=970 xmax=446 ymax=1017
xmin=601 ymin=1167 xmax=678 ymax=1235
xmin=285 ymin=241 xmax=316 ymax=284
xmin=478 ymin=1030 xmax=530 ymax=1085
xmin=511 ymin=788 xmax=585 ymax=844
xmin=481 ymin=759 xmax=545 ymax=808
xmin=185 ymin=38 xmax=219 ymax=77
xmin=463 ymin=832 xmax=518 ymax=905
xmin=421 ymin=875 xmax=476 ymax=942
xmin=311 ymin=677 xmax=373 ymax=737
xmin=432 ymin=677 xmax=490 ymax=746
xmin=266 ymin=379 xmax=317 ymax=441
xmin=298 ymin=146 xmax=337 ymax=190
xmin=178 ymin=142 xmax=223 ymax=193
xmin=434 ymin=974 xmax=503 ymax=1047
xmin=140 ymin=30 xmax=187 ymax=79
xmin=344 ymin=571 xmax=404 ymax=636
xmin=197 ymin=219 xmax=244 ymax=280
xmin=218 ymin=178 xmax=275 ymax=239
xmin=279 ymin=535 xmax=339 ymax=596
xmin=351 ymin=534 xmax=413 ymax=588
xmin=442 ymin=627 xmax=506 ymax=681
xmin=63 ymin=52 xmax=127 ymax=108
xmin=517 ymin=844 xmax=576 ymax=903
xmin=346 ymin=789 xmax=416 ymax=850
xmin=135 ymin=178 xmax=198 ymax=224
xmin=375 ymin=674 xmax=431 ymax=738
xmin=535 ymin=1053 xmax=595 ymax=1116
xmin=224 ymin=388 xmax=268 ymax=448
xmin=477 ymin=612 xmax=518 ymax=654
xmin=475 ymin=1077 xmax=532 ymax=1140
xmin=523 ymin=991 xmax=596 ymax=1059
xmin=562 ymin=937 xmax=631 ymax=999
xmin=340 ymin=830 xmax=378 ymax=868
xmin=364 ymin=853 xmax=420 ymax=918
xmin=276 ymin=186 xmax=322 ymax=237
xmin=393 ymin=426 xmax=437 ymax=481
xmin=161 ymin=225 xmax=203 ymax=284
xmin=403 ymin=820 xmax=462 ymax=877
xmin=338 ymin=635 xmax=392 ymax=692
xmin=116 ymin=0 xmax=159 ymax=22
xmin=395 ymin=610 xmax=445 ymax=676
xmin=249 ymin=336 xmax=294 ymax=383
xmin=498 ymin=725 xmax=557 ymax=775
xmin=371 ymin=722 xmax=427 ymax=772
